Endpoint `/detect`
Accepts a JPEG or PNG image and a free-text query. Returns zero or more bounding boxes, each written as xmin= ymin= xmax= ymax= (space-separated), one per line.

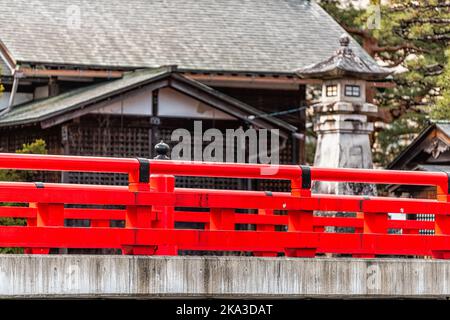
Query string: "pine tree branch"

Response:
xmin=372 ymin=43 xmax=425 ymax=54
xmin=343 ymin=26 xmax=371 ymax=39
xmin=390 ymin=3 xmax=450 ymax=11
xmin=417 ymin=34 xmax=450 ymax=42
xmin=401 ymin=18 xmax=450 ymax=25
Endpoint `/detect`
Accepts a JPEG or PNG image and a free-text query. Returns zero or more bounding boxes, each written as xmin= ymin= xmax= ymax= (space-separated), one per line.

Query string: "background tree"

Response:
xmin=431 ymin=50 xmax=450 ymax=120
xmin=319 ymin=0 xmax=450 ymax=166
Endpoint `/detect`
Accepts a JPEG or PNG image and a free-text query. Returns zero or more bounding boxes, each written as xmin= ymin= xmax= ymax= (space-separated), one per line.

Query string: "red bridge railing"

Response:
xmin=0 ymin=153 xmax=449 ymax=258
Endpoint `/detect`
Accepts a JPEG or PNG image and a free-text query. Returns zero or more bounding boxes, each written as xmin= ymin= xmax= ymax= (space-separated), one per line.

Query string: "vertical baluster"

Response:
xmin=210 ymin=208 xmax=235 ymax=231
xmin=285 ymin=166 xmax=316 ymax=258
xmin=150 ymin=141 xmax=177 ymax=255
xmin=29 ymin=201 xmax=64 ymax=254
xmin=254 ymin=209 xmax=277 ymax=257
xmin=123 ymin=157 xmax=154 ymax=255
xmin=356 ymin=209 xmax=388 ymax=258
xmin=432 ymin=181 xmax=450 ymax=259
xmin=150 ymin=173 xmax=176 ymax=255
xmin=354 ymin=212 xmax=364 ymax=233
xmin=91 ymin=219 xmax=110 ymax=228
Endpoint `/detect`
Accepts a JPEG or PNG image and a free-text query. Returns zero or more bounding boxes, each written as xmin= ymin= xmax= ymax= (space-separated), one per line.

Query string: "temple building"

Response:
xmin=388 ymin=123 xmax=450 ymax=199
xmin=0 ymin=0 xmax=387 ymax=190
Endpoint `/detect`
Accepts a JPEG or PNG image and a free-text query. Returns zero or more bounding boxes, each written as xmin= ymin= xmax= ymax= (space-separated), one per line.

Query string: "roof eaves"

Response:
xmin=387 ymin=123 xmax=435 ymax=169
xmin=0 ymin=67 xmax=174 ymax=127
xmin=436 ymin=123 xmax=450 ymax=139
xmin=13 ymin=61 xmax=300 ymax=77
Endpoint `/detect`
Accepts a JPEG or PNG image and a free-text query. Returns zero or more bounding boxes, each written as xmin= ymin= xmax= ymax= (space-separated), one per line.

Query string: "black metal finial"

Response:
xmin=154 ymin=140 xmax=170 ymax=160
xmin=339 ymin=34 xmax=350 ymax=47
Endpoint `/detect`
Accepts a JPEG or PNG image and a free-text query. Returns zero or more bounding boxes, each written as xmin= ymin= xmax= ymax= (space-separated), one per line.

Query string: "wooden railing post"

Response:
xmin=150 ymin=173 xmax=177 ymax=255
xmin=363 ymin=212 xmax=388 ymax=234
xmin=432 ymin=181 xmax=450 ymax=259
xmin=28 ymin=200 xmax=64 ymax=254
xmin=150 ymin=141 xmax=177 ymax=255
xmin=285 ymin=166 xmax=316 ymax=258
xmin=356 ymin=202 xmax=389 ymax=258
xmin=210 ymin=208 xmax=235 ymax=231
xmin=123 ymin=157 xmax=154 ymax=255
xmin=355 ymin=212 xmax=364 ymax=233
xmin=91 ymin=219 xmax=110 ymax=228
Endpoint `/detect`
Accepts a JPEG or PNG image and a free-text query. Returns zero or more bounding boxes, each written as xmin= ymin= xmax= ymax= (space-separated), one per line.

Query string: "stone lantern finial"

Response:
xmin=339 ymin=34 xmax=350 ymax=47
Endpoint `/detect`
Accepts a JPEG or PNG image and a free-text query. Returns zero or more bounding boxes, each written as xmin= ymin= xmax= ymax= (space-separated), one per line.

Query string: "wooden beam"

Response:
xmin=19 ymin=67 xmax=123 ymax=79
xmin=186 ymin=73 xmax=394 ymax=90
xmin=185 ymin=73 xmax=320 ymax=89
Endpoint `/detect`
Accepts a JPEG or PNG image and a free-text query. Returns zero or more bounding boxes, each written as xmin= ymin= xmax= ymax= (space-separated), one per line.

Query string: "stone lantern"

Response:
xmin=297 ymin=34 xmax=391 ymax=196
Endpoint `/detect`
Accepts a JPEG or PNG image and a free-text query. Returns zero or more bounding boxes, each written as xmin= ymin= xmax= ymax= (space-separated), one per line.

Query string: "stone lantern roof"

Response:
xmin=296 ymin=34 xmax=391 ymax=80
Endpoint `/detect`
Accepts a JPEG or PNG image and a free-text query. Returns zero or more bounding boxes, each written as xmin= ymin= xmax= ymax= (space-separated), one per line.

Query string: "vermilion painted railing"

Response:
xmin=0 ymin=153 xmax=449 ymax=258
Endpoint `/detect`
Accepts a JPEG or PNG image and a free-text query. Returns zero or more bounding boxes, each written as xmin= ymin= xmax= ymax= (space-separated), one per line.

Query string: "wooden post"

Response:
xmin=254 ymin=209 xmax=278 ymax=257
xmin=432 ymin=183 xmax=450 ymax=259
xmin=123 ymin=157 xmax=154 ymax=255
xmin=285 ymin=166 xmax=316 ymax=258
xmin=29 ymin=202 xmax=65 ymax=254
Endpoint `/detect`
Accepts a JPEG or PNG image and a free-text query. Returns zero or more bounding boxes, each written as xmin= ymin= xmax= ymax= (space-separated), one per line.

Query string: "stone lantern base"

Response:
xmin=313 ymin=112 xmax=377 ymax=233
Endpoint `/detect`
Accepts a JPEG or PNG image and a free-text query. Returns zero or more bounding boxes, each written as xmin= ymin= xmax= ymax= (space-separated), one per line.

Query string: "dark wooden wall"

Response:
xmin=0 ymin=125 xmax=61 ymax=154
xmin=214 ymin=87 xmax=306 ymax=127
xmin=214 ymin=86 xmax=306 ymax=163
xmin=0 ymin=109 xmax=298 ymax=193
xmin=61 ymin=114 xmax=293 ymax=191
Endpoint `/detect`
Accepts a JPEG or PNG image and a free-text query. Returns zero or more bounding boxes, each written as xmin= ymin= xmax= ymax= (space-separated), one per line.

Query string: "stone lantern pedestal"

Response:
xmin=312 ymin=103 xmax=378 ymax=196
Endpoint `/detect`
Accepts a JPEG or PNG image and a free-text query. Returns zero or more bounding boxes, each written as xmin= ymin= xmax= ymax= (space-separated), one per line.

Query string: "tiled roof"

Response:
xmin=0 ymin=0 xmax=377 ymax=74
xmin=437 ymin=123 xmax=450 ymax=136
xmin=388 ymin=123 xmax=450 ymax=169
xmin=415 ymin=165 xmax=450 ymax=173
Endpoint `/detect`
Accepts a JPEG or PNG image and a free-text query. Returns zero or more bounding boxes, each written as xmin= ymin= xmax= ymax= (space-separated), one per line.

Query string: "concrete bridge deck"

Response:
xmin=0 ymin=255 xmax=449 ymax=299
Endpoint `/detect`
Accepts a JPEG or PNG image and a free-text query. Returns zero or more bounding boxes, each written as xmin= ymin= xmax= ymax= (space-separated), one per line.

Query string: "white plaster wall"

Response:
xmin=91 ymin=89 xmax=153 ymax=116
xmin=158 ymin=88 xmax=235 ymax=120
xmin=91 ymin=87 xmax=236 ymax=120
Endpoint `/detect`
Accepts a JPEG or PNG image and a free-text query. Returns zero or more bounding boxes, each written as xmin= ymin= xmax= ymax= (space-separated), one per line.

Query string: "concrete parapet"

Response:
xmin=0 ymin=255 xmax=448 ymax=299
